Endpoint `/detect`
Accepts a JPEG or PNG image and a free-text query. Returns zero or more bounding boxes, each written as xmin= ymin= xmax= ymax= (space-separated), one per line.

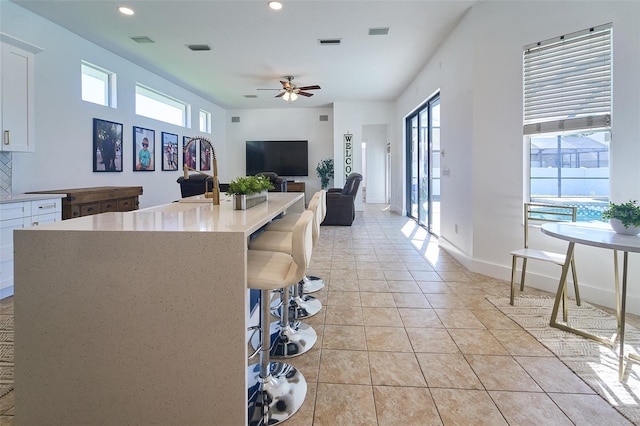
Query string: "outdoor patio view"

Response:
xmin=530 ymin=129 xmax=610 ymax=221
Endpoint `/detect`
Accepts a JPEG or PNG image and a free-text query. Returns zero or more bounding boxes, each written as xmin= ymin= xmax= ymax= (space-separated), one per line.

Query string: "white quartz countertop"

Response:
xmin=20 ymin=192 xmax=303 ymax=236
xmin=0 ymin=193 xmax=67 ymax=204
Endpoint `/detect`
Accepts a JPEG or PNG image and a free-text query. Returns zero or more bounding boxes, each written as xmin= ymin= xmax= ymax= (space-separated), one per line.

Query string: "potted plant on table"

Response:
xmin=226 ymin=175 xmax=273 ymax=210
xmin=316 ymin=158 xmax=334 ymax=190
xmin=602 ymin=200 xmax=640 ymax=235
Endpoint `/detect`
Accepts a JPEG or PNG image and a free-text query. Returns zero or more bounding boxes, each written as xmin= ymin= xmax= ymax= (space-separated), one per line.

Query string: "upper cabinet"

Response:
xmin=1 ymin=34 xmax=42 ymax=152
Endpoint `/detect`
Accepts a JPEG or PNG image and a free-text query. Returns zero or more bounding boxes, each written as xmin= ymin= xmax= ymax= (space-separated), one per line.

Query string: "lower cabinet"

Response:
xmin=0 ymin=197 xmax=62 ymax=298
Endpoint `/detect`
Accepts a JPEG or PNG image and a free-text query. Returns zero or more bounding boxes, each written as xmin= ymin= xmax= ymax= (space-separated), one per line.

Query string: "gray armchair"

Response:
xmin=321 ymin=173 xmax=362 ymax=226
xmin=177 ymin=174 xmax=213 ymax=198
xmin=256 ymin=172 xmax=288 ymax=192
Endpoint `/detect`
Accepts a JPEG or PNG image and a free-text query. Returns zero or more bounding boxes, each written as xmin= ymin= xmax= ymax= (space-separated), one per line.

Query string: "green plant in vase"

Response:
xmin=226 ymin=175 xmax=273 ymax=195
xmin=602 ymin=200 xmax=640 ymax=235
xmin=316 ymin=158 xmax=334 ymax=190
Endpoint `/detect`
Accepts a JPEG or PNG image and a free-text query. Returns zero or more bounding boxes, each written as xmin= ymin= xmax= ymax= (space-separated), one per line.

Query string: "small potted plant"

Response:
xmin=316 ymin=158 xmax=334 ymax=190
xmin=226 ymin=175 xmax=273 ymax=210
xmin=602 ymin=200 xmax=640 ymax=235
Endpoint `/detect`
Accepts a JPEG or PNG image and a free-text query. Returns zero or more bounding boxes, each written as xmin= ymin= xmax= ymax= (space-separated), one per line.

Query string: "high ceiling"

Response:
xmin=11 ymin=0 xmax=475 ymax=109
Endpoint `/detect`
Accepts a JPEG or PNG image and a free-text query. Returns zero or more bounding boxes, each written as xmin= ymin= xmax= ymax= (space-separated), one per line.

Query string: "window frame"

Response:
xmin=81 ymin=61 xmax=116 ymax=108
xmin=135 ymin=83 xmax=190 ymax=127
xmin=199 ymin=109 xmax=211 ymax=133
xmin=523 ymin=24 xmax=612 ymax=220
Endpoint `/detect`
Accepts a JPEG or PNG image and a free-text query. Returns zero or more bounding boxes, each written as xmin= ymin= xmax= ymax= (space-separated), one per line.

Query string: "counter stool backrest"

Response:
xmin=307 ymin=197 xmax=321 ymax=246
xmin=292 ymin=210 xmax=314 ymax=281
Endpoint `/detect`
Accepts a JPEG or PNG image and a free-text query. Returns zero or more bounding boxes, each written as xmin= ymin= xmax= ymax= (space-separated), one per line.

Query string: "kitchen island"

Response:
xmin=13 ymin=192 xmax=304 ymax=425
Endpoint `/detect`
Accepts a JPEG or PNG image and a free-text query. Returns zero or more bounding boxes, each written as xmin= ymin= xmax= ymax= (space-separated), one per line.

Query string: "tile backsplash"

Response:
xmin=0 ymin=152 xmax=12 ymax=197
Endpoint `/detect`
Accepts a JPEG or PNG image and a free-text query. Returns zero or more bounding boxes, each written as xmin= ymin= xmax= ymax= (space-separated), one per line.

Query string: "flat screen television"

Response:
xmin=246 ymin=140 xmax=309 ymax=177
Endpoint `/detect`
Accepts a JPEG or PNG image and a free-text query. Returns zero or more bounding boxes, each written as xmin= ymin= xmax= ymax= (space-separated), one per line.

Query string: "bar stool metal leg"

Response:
xmin=289 ymin=280 xmax=322 ymax=319
xmin=255 ymin=285 xmax=317 ymax=358
xmin=247 ymin=289 xmax=307 ymax=425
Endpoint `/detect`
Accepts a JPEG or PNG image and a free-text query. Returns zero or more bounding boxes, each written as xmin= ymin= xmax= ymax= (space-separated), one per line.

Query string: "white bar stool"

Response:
xmin=267 ymin=190 xmax=327 ymax=294
xmin=247 ymin=210 xmax=314 ymax=426
xmin=253 ymin=196 xmax=323 ymax=321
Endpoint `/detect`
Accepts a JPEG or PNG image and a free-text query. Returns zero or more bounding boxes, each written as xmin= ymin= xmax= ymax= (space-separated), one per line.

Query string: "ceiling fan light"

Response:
xmin=289 ymin=92 xmax=298 ymax=101
xmin=282 ymin=92 xmax=291 ymax=101
xmin=268 ymin=1 xmax=283 ymax=10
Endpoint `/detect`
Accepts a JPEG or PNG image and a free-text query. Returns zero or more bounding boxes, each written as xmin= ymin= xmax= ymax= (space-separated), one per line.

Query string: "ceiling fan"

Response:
xmin=258 ymin=76 xmax=321 ymax=101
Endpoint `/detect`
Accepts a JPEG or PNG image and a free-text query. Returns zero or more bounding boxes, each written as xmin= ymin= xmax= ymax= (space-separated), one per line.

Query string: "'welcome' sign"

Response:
xmin=344 ymin=133 xmax=353 ymax=180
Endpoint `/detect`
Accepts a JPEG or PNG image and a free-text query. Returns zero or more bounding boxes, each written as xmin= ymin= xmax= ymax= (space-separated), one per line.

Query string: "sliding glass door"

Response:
xmin=406 ymin=94 xmax=440 ymax=235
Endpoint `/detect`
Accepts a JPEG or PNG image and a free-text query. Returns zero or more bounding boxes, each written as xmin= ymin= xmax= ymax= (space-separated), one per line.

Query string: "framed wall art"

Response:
xmin=133 ymin=126 xmax=155 ymax=171
xmin=93 ymin=118 xmax=123 ymax=172
xmin=200 ymin=139 xmax=211 ymax=171
xmin=183 ymin=136 xmax=197 ymax=170
xmin=161 ymin=132 xmax=179 ymax=171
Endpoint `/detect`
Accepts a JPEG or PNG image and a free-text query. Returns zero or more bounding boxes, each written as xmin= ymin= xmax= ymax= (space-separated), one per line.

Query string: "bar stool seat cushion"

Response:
xmin=247 ymin=250 xmax=297 ymax=291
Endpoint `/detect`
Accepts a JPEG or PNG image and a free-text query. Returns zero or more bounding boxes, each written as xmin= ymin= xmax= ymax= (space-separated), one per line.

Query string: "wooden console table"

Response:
xmin=28 ymin=186 xmax=142 ymax=219
xmin=286 ymin=181 xmax=305 ymax=193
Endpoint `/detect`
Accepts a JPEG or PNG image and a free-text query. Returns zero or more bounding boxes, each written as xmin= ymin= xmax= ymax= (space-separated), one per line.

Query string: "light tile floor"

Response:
xmin=1 ymin=203 xmax=637 ymax=425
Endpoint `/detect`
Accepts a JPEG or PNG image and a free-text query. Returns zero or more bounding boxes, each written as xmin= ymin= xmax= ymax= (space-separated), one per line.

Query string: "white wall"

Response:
xmin=333 ymin=101 xmax=395 ymax=210
xmin=395 ymin=1 xmax=640 ymax=313
xmin=2 ymin=2 xmax=226 ymax=208
xmin=223 ymin=108 xmax=334 ymax=201
xmin=363 ymin=124 xmax=388 ymax=204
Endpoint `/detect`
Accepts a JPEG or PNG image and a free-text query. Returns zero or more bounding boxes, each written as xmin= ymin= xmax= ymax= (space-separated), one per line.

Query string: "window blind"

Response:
xmin=523 ymin=24 xmax=611 ymax=135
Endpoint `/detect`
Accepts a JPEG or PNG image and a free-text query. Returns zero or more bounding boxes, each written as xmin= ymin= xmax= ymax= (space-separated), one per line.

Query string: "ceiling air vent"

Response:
xmin=244 ymin=95 xmax=257 ymax=99
xmin=231 ymin=116 xmax=240 ymax=123
xmin=368 ymin=27 xmax=390 ymax=36
xmin=187 ymin=44 xmax=211 ymax=51
xmin=318 ymin=38 xmax=342 ymax=46
xmin=131 ymin=36 xmax=154 ymax=44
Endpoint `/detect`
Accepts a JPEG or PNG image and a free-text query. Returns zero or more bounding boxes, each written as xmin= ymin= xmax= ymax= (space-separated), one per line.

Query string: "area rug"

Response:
xmin=487 ymin=295 xmax=640 ymax=424
xmin=0 ymin=315 xmax=13 ymax=398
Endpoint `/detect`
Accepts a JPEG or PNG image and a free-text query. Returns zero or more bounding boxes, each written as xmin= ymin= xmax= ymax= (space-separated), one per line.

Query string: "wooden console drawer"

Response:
xmin=101 ymin=200 xmax=118 ymax=213
xmin=80 ymin=203 xmax=101 ymax=216
xmin=117 ymin=197 xmax=136 ymax=211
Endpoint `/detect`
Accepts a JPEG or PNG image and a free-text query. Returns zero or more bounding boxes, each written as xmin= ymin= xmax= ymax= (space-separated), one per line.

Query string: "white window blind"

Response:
xmin=523 ymin=24 xmax=611 ymax=135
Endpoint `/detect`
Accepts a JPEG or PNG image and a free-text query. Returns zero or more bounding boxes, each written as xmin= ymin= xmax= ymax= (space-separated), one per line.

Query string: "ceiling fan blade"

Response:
xmin=298 ymin=91 xmax=314 ymax=97
xmin=256 ymin=88 xmax=281 ymax=91
xmin=275 ymin=92 xmax=285 ymax=98
xmin=297 ymin=85 xmax=321 ymax=91
xmin=280 ymin=81 xmax=291 ymax=89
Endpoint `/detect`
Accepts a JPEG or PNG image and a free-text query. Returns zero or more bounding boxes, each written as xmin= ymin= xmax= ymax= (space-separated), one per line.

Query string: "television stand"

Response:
xmin=286 ymin=182 xmax=305 ymax=193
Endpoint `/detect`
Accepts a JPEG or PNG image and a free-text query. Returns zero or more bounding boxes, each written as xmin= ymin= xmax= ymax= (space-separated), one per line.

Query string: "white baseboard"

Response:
xmin=437 ymin=236 xmax=640 ymax=315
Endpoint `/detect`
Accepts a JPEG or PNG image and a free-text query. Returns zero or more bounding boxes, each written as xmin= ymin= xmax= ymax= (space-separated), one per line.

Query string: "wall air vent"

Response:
xmin=368 ymin=27 xmax=390 ymax=36
xmin=131 ymin=36 xmax=155 ymax=44
xmin=231 ymin=116 xmax=240 ymax=123
xmin=318 ymin=38 xmax=342 ymax=46
xmin=319 ymin=115 xmax=329 ymax=122
xmin=187 ymin=44 xmax=211 ymax=51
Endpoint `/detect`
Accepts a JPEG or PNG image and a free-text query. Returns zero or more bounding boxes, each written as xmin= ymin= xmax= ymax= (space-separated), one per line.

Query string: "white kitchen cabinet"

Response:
xmin=0 ymin=197 xmax=62 ymax=298
xmin=1 ymin=36 xmax=40 ymax=152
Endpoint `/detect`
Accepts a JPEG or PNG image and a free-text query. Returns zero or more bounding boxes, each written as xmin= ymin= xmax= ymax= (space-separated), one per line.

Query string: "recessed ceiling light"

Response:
xmin=118 ymin=6 xmax=134 ymax=16
xmin=268 ymin=1 xmax=283 ymax=11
